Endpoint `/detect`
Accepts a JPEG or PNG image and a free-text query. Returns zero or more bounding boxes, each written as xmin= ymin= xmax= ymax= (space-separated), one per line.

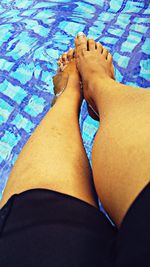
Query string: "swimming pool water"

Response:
xmin=0 ymin=0 xmax=150 ymax=199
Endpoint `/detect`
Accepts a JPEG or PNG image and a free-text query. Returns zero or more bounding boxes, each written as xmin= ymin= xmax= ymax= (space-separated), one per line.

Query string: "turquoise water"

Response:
xmin=0 ymin=0 xmax=150 ymax=200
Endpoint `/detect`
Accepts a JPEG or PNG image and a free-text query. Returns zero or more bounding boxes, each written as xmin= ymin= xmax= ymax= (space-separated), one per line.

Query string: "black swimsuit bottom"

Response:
xmin=0 ymin=183 xmax=149 ymax=267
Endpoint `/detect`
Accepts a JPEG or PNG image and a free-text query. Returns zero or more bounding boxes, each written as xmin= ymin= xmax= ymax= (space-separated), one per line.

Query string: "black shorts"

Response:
xmin=0 ymin=183 xmax=149 ymax=267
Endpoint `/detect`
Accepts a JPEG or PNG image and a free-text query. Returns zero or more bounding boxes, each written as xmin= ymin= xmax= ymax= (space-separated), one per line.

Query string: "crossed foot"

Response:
xmin=53 ymin=33 xmax=115 ymax=120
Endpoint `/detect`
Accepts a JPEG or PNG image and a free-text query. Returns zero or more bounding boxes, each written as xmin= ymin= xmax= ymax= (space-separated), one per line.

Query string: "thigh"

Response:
xmin=115 ymin=183 xmax=150 ymax=266
xmin=0 ymin=189 xmax=117 ymax=267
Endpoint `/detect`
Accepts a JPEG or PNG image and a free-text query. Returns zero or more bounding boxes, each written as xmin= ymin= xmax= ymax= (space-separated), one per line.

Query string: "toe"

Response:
xmin=75 ymin=32 xmax=87 ymax=56
xmin=67 ymin=48 xmax=75 ymax=61
xmin=107 ymin=52 xmax=113 ymax=63
xmin=107 ymin=53 xmax=115 ymax=79
xmin=103 ymin=48 xmax=109 ymax=59
xmin=96 ymin=42 xmax=103 ymax=53
xmin=58 ymin=56 xmax=63 ymax=64
xmin=62 ymin=53 xmax=68 ymax=64
xmin=88 ymin=39 xmax=96 ymax=51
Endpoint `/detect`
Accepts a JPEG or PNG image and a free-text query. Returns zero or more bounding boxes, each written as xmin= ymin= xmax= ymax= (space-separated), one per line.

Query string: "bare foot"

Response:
xmin=52 ymin=49 xmax=82 ymax=106
xmin=75 ymin=34 xmax=115 ymax=119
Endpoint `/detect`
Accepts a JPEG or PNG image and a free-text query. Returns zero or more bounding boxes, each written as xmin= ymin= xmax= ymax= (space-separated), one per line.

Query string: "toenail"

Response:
xmin=77 ymin=32 xmax=85 ymax=38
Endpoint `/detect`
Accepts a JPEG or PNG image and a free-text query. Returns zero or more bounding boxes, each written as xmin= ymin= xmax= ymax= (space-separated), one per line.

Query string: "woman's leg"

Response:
xmin=75 ymin=34 xmax=150 ymax=226
xmin=0 ymin=50 xmax=98 ymax=209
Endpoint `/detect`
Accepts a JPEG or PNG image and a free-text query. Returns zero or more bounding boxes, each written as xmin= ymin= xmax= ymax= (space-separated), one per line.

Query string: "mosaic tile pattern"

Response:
xmin=0 ymin=0 xmax=150 ymax=199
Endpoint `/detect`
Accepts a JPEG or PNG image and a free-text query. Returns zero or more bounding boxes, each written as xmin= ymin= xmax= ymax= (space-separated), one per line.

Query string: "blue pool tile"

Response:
xmin=134 ymin=17 xmax=150 ymax=24
xmin=25 ymin=19 xmax=50 ymax=37
xmin=140 ymin=59 xmax=150 ymax=81
xmin=113 ymin=52 xmax=130 ymax=68
xmin=93 ymin=21 xmax=106 ymax=33
xmin=0 ymin=99 xmax=13 ymax=123
xmin=0 ymin=155 xmax=4 ymax=164
xmin=21 ymin=9 xmax=36 ymax=16
xmin=75 ymin=2 xmax=96 ymax=19
xmin=0 ymin=141 xmax=12 ymax=161
xmin=0 ymin=80 xmax=27 ymax=104
xmin=143 ymin=4 xmax=150 ymax=14
xmin=34 ymin=9 xmax=55 ymax=21
xmin=114 ymin=68 xmax=124 ymax=82
xmin=1 ymin=131 xmax=20 ymax=147
xmin=14 ymin=0 xmax=33 ymax=9
xmin=88 ymin=26 xmax=103 ymax=40
xmin=0 ymin=59 xmax=14 ymax=72
xmin=130 ymin=24 xmax=148 ymax=34
xmin=99 ymin=11 xmax=115 ymax=21
xmin=121 ymin=32 xmax=142 ymax=53
xmin=109 ymin=0 xmax=124 ymax=12
xmin=100 ymin=36 xmax=118 ymax=45
xmin=11 ymin=63 xmax=35 ymax=85
xmin=107 ymin=27 xmax=125 ymax=37
xmin=0 ymin=25 xmax=12 ymax=47
xmin=142 ymin=39 xmax=150 ymax=55
xmin=34 ymin=65 xmax=42 ymax=79
xmin=24 ymin=95 xmax=45 ymax=117
xmin=123 ymin=1 xmax=144 ymax=13
xmin=7 ymin=32 xmax=36 ymax=60
xmin=12 ymin=114 xmax=35 ymax=133
xmin=59 ymin=21 xmax=85 ymax=36
xmin=33 ymin=2 xmax=56 ymax=8
xmin=2 ymin=9 xmax=20 ymax=22
xmin=41 ymin=71 xmax=54 ymax=92
xmin=116 ymin=14 xmax=131 ymax=28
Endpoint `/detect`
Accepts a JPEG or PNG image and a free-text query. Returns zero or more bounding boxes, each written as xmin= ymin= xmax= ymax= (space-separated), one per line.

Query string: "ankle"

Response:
xmin=88 ymin=75 xmax=114 ymax=112
xmin=53 ymin=87 xmax=82 ymax=114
